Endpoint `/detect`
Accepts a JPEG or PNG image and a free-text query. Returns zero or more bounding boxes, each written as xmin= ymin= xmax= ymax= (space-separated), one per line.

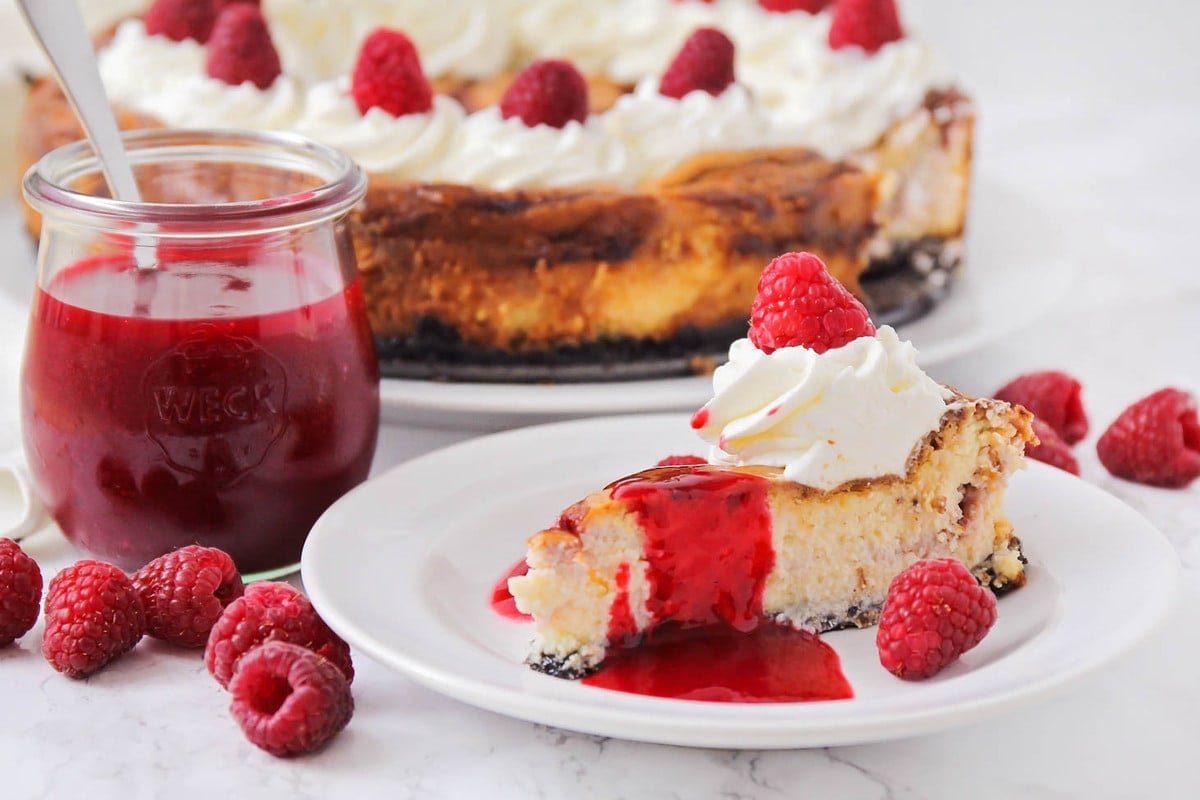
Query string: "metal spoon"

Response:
xmin=15 ymin=0 xmax=141 ymax=203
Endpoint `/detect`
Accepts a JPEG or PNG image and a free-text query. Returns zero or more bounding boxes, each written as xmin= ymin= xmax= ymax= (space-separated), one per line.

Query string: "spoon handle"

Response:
xmin=15 ymin=0 xmax=141 ymax=202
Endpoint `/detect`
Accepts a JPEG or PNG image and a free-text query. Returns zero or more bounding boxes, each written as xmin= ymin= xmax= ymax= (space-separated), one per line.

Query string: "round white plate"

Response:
xmin=302 ymin=413 xmax=1180 ymax=750
xmin=378 ymin=177 xmax=1078 ymax=430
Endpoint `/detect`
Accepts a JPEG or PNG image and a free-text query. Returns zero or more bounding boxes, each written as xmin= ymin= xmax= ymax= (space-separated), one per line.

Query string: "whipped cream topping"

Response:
xmin=434 ymin=109 xmax=632 ymax=190
xmin=101 ymin=20 xmax=305 ymax=131
xmin=765 ymin=36 xmax=951 ymax=157
xmin=96 ymin=1 xmax=951 ymax=188
xmin=264 ymin=0 xmax=511 ymax=82
xmin=296 ymin=85 xmax=464 ymax=178
xmin=693 ymin=327 xmax=952 ymax=491
xmin=98 ymin=20 xmax=206 ymax=107
xmin=603 ymin=80 xmax=778 ymax=182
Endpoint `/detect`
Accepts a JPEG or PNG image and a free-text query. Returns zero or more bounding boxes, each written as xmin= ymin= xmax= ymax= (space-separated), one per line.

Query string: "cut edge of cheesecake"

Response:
xmin=509 ymin=393 xmax=1035 ymax=679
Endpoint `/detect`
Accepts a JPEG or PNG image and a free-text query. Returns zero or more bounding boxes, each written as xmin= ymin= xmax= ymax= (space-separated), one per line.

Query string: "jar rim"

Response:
xmin=22 ymin=128 xmax=366 ymax=234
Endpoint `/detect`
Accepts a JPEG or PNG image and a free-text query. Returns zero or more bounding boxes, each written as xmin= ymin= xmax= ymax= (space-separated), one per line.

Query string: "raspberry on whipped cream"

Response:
xmin=691 ymin=251 xmax=948 ymax=491
xmin=692 ymin=327 xmax=951 ymax=491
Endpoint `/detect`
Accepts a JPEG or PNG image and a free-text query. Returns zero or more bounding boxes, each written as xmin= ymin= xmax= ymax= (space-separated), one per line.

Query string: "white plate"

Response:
xmin=378 ymin=177 xmax=1077 ymax=429
xmin=301 ymin=413 xmax=1180 ymax=750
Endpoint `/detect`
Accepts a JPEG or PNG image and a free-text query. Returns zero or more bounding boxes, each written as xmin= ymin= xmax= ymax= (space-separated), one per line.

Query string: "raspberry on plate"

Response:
xmin=828 ymin=0 xmax=904 ymax=54
xmin=500 ymin=59 xmax=589 ymax=129
xmin=659 ymin=28 xmax=736 ymax=100
xmin=876 ymin=558 xmax=997 ymax=680
xmin=994 ymin=370 xmax=1089 ymax=445
xmin=228 ymin=641 xmax=353 ymax=758
xmin=206 ymin=581 xmax=353 ymax=688
xmin=759 ymin=0 xmax=831 ymax=12
xmin=205 ymin=4 xmax=282 ymax=90
xmin=1026 ymin=418 xmax=1080 ymax=476
xmin=132 ymin=545 xmax=244 ymax=648
xmin=0 ymin=538 xmax=42 ymax=647
xmin=43 ymin=560 xmax=145 ymax=678
xmin=144 ymin=0 xmax=218 ymax=44
xmin=1096 ymin=388 xmax=1200 ymax=488
xmin=748 ymin=251 xmax=876 ymax=354
xmin=351 ymin=28 xmax=434 ymax=117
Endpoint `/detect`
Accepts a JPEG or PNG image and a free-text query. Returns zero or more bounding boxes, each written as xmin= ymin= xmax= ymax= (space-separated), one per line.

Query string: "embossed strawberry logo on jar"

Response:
xmin=143 ymin=324 xmax=288 ymax=483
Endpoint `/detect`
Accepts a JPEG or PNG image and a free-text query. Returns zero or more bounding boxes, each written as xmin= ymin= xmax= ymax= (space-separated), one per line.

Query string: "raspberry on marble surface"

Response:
xmin=132 ymin=545 xmax=244 ymax=648
xmin=206 ymin=581 xmax=353 ymax=688
xmin=42 ymin=560 xmax=145 ymax=678
xmin=228 ymin=641 xmax=354 ymax=757
xmin=0 ymin=538 xmax=42 ymax=647
xmin=1097 ymin=388 xmax=1200 ymax=488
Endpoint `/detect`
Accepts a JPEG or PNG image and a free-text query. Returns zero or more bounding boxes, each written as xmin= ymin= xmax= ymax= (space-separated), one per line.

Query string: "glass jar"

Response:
xmin=21 ymin=129 xmax=379 ymax=578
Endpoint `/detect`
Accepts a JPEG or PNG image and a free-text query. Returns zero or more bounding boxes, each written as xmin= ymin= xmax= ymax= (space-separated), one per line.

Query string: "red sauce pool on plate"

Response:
xmin=582 ymin=622 xmax=853 ymax=703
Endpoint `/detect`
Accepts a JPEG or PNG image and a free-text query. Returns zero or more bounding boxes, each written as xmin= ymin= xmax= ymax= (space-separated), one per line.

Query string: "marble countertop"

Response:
xmin=1 ymin=1 xmax=1198 ymax=797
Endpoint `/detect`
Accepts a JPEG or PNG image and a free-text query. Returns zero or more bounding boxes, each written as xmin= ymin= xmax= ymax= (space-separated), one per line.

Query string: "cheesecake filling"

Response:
xmin=692 ymin=326 xmax=951 ymax=491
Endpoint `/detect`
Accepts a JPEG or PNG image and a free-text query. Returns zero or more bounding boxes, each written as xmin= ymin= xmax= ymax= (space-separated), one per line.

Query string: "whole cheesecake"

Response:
xmin=16 ymin=0 xmax=973 ymax=380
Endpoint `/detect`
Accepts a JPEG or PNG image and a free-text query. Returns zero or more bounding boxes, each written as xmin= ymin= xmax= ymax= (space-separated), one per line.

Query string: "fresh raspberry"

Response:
xmin=828 ymin=0 xmax=904 ymax=54
xmin=994 ymin=370 xmax=1088 ymax=445
xmin=1026 ymin=419 xmax=1080 ymax=476
xmin=876 ymin=558 xmax=997 ymax=680
xmin=206 ymin=581 xmax=353 ymax=688
xmin=659 ymin=28 xmax=736 ymax=100
xmin=758 ymin=0 xmax=831 ymax=12
xmin=42 ymin=561 xmax=145 ymax=678
xmin=205 ymin=4 xmax=282 ymax=90
xmin=228 ymin=641 xmax=353 ymax=758
xmin=351 ymin=28 xmax=434 ymax=117
xmin=655 ymin=455 xmax=708 ymax=467
xmin=0 ymin=539 xmax=42 ymax=647
xmin=131 ymin=545 xmax=244 ymax=648
xmin=144 ymin=0 xmax=218 ymax=44
xmin=748 ymin=252 xmax=876 ymax=354
xmin=1096 ymin=388 xmax=1200 ymax=488
xmin=500 ymin=60 xmax=589 ymax=129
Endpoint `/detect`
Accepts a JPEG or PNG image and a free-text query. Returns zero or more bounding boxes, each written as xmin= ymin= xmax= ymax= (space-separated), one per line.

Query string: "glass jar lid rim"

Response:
xmin=22 ymin=128 xmax=366 ymax=231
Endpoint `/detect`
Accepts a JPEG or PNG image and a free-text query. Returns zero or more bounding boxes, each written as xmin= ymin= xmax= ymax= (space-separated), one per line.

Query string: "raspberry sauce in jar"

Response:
xmin=21 ymin=130 xmax=378 ymax=577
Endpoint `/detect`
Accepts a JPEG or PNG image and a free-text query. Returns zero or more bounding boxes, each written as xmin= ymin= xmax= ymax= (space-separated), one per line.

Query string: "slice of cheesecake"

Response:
xmin=509 ymin=394 xmax=1034 ymax=678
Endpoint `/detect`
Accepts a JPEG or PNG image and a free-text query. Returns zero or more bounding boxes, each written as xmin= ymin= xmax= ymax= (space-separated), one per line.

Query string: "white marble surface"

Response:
xmin=1 ymin=1 xmax=1199 ymax=797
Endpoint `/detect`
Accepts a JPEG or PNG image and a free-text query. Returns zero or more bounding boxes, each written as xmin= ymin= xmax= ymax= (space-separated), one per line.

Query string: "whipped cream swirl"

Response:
xmin=693 ymin=327 xmax=951 ymax=491
xmin=264 ymin=0 xmax=511 ymax=82
xmin=603 ymin=79 xmax=778 ymax=182
xmin=100 ymin=20 xmax=304 ymax=131
xmin=434 ymin=109 xmax=632 ymax=190
xmin=296 ymin=85 xmax=464 ymax=178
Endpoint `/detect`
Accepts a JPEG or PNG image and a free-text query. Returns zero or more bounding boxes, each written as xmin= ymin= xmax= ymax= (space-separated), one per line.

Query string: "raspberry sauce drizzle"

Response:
xmin=593 ymin=465 xmax=851 ymax=703
xmin=609 ymin=466 xmax=775 ymax=632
